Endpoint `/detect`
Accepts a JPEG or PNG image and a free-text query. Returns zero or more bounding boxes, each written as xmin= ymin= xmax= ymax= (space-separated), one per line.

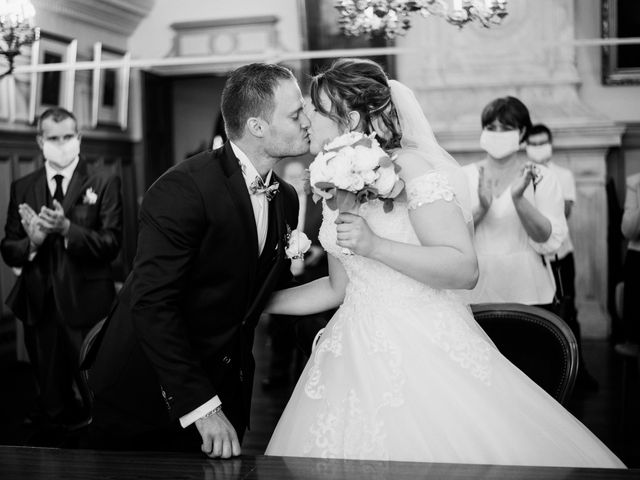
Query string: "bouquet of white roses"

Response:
xmin=308 ymin=131 xmax=404 ymax=214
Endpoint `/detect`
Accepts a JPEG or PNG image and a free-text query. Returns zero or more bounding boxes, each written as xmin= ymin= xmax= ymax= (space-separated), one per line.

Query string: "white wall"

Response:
xmin=128 ymin=0 xmax=303 ymax=59
xmin=33 ymin=0 xmax=129 ymax=54
xmin=172 ymin=76 xmax=227 ymax=162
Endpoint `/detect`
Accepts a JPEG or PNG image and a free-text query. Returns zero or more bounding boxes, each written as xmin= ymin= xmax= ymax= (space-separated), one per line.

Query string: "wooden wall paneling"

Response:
xmin=0 ymin=154 xmax=16 ymax=321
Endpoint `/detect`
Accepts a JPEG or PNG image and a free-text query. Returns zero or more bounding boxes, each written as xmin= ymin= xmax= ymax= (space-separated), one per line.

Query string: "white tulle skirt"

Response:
xmin=265 ymin=288 xmax=625 ymax=468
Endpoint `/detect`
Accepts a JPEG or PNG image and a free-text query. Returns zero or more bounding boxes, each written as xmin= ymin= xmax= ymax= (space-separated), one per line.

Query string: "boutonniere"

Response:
xmin=82 ymin=187 xmax=98 ymax=205
xmin=284 ymin=225 xmax=311 ymax=260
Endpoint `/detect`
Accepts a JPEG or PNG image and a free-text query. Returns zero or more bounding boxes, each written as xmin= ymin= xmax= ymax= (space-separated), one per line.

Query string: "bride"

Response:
xmin=264 ymin=58 xmax=624 ymax=468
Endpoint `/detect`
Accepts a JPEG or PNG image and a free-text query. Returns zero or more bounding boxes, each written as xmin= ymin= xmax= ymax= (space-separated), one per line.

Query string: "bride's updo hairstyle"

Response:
xmin=310 ymin=58 xmax=402 ymax=150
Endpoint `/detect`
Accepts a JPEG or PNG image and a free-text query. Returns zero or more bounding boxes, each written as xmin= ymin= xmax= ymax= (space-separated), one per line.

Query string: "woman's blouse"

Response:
xmin=462 ymin=161 xmax=568 ymax=305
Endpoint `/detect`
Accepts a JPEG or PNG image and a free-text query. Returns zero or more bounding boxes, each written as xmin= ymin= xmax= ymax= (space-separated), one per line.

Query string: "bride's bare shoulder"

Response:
xmin=392 ymin=149 xmax=436 ymax=181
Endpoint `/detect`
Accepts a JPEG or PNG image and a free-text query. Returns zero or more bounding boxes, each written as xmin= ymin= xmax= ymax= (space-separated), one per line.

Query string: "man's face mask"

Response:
xmin=526 ymin=143 xmax=553 ymax=164
xmin=43 ymin=136 xmax=80 ymax=169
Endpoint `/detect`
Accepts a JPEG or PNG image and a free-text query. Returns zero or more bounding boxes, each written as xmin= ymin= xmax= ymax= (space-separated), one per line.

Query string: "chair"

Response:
xmin=471 ymin=303 xmax=578 ymax=405
xmin=78 ymin=317 xmax=106 ymax=412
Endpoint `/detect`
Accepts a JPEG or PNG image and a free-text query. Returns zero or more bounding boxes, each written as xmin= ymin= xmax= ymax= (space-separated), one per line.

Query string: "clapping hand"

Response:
xmin=511 ymin=162 xmax=542 ymax=199
xmin=18 ymin=203 xmax=47 ymax=248
xmin=477 ymin=166 xmax=493 ymax=212
xmin=38 ymin=200 xmax=71 ymax=236
xmin=335 ymin=212 xmax=378 ymax=257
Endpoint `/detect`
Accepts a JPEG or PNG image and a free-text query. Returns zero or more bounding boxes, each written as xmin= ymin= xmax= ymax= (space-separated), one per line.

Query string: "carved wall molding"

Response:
xmin=152 ymin=16 xmax=284 ymax=76
xmin=398 ymin=0 xmax=587 ymax=129
xmin=397 ymin=0 xmax=625 ymax=338
xmin=33 ymin=0 xmax=155 ymax=37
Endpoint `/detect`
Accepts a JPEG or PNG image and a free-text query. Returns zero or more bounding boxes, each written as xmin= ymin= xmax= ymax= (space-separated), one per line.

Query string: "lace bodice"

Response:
xmin=318 ymin=171 xmax=461 ymax=302
xmin=281 ymin=171 xmax=494 ymax=460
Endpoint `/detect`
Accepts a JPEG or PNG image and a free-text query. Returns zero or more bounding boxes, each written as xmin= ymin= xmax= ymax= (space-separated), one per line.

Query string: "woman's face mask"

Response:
xmin=480 ymin=129 xmax=521 ymax=160
xmin=43 ymin=136 xmax=80 ymax=169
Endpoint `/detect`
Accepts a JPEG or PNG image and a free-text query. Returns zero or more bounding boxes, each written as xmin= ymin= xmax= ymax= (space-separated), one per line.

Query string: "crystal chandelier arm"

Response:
xmin=334 ymin=0 xmax=508 ymax=38
xmin=0 ymin=0 xmax=39 ymax=77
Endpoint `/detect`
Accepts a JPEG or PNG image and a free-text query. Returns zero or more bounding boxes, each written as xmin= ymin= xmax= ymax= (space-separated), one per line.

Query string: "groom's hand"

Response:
xmin=195 ymin=409 xmax=241 ymax=459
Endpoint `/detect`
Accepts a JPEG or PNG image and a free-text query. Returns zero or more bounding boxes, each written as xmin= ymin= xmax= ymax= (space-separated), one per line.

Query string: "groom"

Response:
xmin=84 ymin=63 xmax=310 ymax=457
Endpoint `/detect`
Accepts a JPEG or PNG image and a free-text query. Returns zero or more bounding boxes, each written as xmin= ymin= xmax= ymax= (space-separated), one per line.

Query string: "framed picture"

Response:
xmin=96 ymin=47 xmax=125 ymax=126
xmin=37 ymin=32 xmax=71 ymax=108
xmin=602 ymin=0 xmax=640 ymax=85
xmin=299 ymin=0 xmax=395 ymax=88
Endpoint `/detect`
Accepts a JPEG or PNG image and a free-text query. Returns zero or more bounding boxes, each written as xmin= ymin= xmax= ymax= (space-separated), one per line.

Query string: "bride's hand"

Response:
xmin=335 ymin=212 xmax=380 ymax=257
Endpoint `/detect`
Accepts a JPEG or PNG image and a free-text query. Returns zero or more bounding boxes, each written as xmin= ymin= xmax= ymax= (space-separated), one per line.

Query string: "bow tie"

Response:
xmin=249 ymin=176 xmax=279 ymax=201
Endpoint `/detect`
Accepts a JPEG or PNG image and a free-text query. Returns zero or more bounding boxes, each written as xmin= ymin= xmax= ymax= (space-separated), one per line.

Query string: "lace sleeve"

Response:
xmin=406 ymin=171 xmax=456 ymax=210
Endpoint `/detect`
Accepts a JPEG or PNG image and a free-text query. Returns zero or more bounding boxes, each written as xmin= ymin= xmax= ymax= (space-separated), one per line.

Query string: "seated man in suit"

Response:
xmin=1 ymin=107 xmax=122 ymax=429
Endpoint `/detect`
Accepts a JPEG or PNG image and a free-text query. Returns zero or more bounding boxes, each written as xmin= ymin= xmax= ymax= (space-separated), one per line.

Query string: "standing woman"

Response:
xmin=463 ymin=97 xmax=567 ymax=308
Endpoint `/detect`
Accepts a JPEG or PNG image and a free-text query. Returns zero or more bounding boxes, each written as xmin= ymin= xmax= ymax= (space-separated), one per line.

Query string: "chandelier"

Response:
xmin=335 ymin=0 xmax=508 ymax=38
xmin=0 ymin=0 xmax=39 ymax=78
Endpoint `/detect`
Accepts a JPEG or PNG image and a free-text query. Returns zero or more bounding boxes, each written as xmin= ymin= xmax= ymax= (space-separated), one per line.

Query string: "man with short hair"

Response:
xmin=85 ymin=63 xmax=310 ymax=457
xmin=1 ymin=107 xmax=123 ymax=428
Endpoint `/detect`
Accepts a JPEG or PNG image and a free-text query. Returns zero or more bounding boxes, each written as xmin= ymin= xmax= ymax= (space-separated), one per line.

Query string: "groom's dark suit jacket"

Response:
xmin=85 ymin=143 xmax=298 ymax=444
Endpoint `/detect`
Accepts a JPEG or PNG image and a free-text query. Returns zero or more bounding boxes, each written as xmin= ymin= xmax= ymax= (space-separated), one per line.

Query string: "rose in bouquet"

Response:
xmin=308 ymin=131 xmax=404 ymax=214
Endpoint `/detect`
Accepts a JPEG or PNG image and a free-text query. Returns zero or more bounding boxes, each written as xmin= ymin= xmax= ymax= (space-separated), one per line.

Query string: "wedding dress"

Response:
xmin=265 ymin=171 xmax=624 ymax=468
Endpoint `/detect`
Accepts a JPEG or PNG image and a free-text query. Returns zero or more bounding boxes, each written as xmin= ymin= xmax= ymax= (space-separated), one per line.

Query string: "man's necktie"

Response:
xmin=249 ymin=176 xmax=279 ymax=201
xmin=53 ymin=174 xmax=64 ymax=204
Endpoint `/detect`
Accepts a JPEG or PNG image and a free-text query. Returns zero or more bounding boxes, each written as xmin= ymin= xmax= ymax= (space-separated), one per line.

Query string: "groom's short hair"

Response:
xmin=221 ymin=63 xmax=295 ymax=141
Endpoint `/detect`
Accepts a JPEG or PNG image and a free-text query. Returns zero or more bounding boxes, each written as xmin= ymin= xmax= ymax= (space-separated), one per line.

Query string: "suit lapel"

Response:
xmin=32 ymin=168 xmax=47 ymax=210
xmin=221 ymin=143 xmax=259 ymax=299
xmin=62 ymin=159 xmax=88 ymax=211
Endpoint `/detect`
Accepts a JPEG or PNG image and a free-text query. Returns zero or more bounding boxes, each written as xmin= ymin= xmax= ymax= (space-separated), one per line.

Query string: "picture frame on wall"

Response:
xmin=602 ymin=0 xmax=640 ymax=85
xmin=37 ymin=33 xmax=70 ymax=109
xmin=96 ymin=47 xmax=126 ymax=127
xmin=299 ymin=0 xmax=395 ymax=88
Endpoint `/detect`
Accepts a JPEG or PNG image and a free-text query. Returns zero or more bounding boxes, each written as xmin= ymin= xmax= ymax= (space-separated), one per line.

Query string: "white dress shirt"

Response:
xmin=231 ymin=142 xmax=272 ymax=255
xmin=462 ymin=162 xmax=568 ymax=305
xmin=179 ymin=142 xmax=273 ymax=428
xmin=45 ymin=156 xmax=79 ymax=199
xmin=547 ymin=161 xmax=576 ymax=259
